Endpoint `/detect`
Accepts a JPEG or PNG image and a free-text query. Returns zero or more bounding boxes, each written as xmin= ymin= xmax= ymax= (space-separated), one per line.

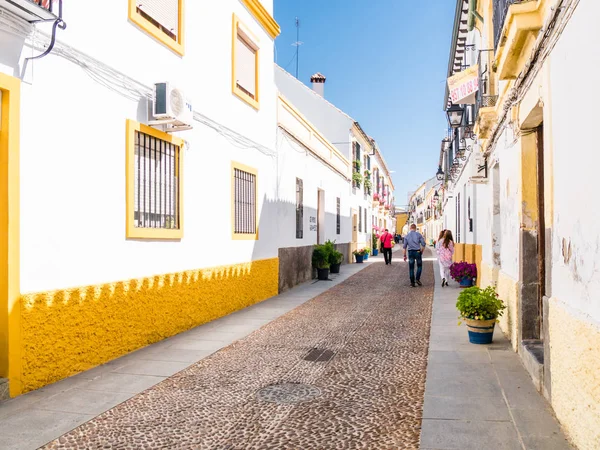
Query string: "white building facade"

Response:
xmin=0 ymin=0 xmax=284 ymax=397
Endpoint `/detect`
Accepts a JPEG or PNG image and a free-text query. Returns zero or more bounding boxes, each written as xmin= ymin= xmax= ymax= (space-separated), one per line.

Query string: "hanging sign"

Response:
xmin=448 ymin=65 xmax=479 ymax=104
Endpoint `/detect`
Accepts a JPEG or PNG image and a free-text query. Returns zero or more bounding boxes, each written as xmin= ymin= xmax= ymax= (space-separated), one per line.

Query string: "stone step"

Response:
xmin=0 ymin=378 xmax=8 ymax=402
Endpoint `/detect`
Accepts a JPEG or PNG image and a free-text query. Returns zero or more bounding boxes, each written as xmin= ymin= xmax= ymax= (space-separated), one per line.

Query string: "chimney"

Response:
xmin=310 ymin=72 xmax=326 ymax=98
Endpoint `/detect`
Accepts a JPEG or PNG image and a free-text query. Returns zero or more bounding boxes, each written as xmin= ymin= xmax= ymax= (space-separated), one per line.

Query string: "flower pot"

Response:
xmin=354 ymin=254 xmax=364 ymax=263
xmin=372 ymin=249 xmax=379 ymax=256
xmin=464 ymin=318 xmax=496 ymax=344
xmin=364 ymin=253 xmax=369 ymax=260
xmin=459 ymin=277 xmax=474 ymax=288
xmin=330 ymin=263 xmax=341 ymax=274
xmin=317 ymin=268 xmax=330 ymax=281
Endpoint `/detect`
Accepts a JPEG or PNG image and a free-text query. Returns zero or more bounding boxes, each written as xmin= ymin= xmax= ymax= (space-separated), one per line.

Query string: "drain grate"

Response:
xmin=256 ymin=383 xmax=322 ymax=404
xmin=304 ymin=348 xmax=335 ymax=362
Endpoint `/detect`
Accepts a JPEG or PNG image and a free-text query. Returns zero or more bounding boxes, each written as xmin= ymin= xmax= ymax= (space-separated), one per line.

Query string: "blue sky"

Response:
xmin=273 ymin=0 xmax=455 ymax=206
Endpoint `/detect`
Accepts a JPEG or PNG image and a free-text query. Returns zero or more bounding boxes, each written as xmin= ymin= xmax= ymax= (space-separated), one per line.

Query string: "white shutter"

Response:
xmin=137 ymin=0 xmax=179 ymax=37
xmin=236 ymin=35 xmax=256 ymax=97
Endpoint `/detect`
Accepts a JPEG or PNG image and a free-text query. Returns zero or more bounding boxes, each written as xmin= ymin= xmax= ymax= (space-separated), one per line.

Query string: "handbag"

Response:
xmin=380 ymin=233 xmax=387 ymax=252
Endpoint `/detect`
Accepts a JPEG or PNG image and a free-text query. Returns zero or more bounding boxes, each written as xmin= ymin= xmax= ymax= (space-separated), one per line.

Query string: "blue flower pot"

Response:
xmin=364 ymin=253 xmax=369 ymax=260
xmin=373 ymin=249 xmax=379 ymax=256
xmin=354 ymin=254 xmax=364 ymax=263
xmin=465 ymin=318 xmax=496 ymax=344
xmin=459 ymin=277 xmax=474 ymax=288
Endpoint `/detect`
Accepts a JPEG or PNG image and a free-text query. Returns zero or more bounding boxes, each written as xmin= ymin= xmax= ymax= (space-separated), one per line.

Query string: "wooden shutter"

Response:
xmin=137 ymin=0 xmax=179 ymax=37
xmin=236 ymin=35 xmax=257 ymax=98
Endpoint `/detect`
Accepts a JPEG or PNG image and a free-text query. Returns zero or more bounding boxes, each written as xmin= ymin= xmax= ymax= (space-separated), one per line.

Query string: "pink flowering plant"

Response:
xmin=449 ymin=261 xmax=478 ymax=282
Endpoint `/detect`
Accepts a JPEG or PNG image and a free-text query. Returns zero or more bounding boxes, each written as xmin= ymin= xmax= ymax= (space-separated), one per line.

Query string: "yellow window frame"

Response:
xmin=231 ymin=161 xmax=259 ymax=240
xmin=126 ymin=119 xmax=184 ymax=240
xmin=128 ymin=0 xmax=185 ymax=56
xmin=232 ymin=14 xmax=260 ymax=110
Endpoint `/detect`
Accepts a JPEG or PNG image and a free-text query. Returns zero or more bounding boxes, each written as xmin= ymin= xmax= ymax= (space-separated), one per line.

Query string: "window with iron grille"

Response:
xmin=359 ymin=206 xmax=363 ymax=232
xmin=336 ymin=197 xmax=341 ymax=235
xmin=296 ymin=178 xmax=303 ymax=239
xmin=134 ymin=129 xmax=180 ymax=231
xmin=233 ymin=167 xmax=257 ymax=236
xmin=364 ymin=208 xmax=367 ymax=234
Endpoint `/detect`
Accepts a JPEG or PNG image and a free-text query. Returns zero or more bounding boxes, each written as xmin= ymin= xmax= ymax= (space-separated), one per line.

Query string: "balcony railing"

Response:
xmin=474 ymin=49 xmax=499 ymax=118
xmin=494 ymin=0 xmax=534 ymax=49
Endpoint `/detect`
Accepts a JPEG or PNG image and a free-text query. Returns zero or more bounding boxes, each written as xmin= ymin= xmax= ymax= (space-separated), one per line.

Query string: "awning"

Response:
xmin=448 ymin=65 xmax=479 ymax=105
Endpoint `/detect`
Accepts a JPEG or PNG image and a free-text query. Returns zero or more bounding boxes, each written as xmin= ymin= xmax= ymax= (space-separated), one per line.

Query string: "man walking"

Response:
xmin=380 ymin=228 xmax=394 ymax=265
xmin=403 ymin=224 xmax=426 ymax=287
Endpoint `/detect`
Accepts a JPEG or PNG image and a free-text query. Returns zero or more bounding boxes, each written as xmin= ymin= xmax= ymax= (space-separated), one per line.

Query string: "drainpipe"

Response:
xmin=467 ymin=0 xmax=484 ymax=32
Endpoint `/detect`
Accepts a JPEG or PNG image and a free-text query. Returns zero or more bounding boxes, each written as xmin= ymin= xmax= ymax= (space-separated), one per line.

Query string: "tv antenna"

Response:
xmin=292 ymin=17 xmax=303 ymax=79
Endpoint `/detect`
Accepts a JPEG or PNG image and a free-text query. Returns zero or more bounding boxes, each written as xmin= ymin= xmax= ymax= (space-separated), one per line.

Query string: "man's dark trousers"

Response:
xmin=408 ymin=250 xmax=423 ymax=284
xmin=383 ymin=247 xmax=392 ymax=265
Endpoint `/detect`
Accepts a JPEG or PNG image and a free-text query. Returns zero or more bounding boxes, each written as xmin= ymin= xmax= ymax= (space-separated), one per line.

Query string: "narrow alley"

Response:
xmin=22 ymin=254 xmax=433 ymax=449
xmin=0 ymin=252 xmax=570 ymax=449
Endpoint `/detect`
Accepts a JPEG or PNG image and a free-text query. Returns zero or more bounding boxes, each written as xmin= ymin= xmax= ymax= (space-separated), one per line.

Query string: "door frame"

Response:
xmin=0 ymin=72 xmax=21 ymax=396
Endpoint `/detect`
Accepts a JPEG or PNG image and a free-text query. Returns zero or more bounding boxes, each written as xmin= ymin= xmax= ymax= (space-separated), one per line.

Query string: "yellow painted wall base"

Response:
xmin=549 ymin=298 xmax=600 ymax=450
xmin=496 ymin=271 xmax=519 ymax=350
xmin=15 ymin=258 xmax=279 ymax=395
xmin=453 ymin=243 xmax=465 ymax=262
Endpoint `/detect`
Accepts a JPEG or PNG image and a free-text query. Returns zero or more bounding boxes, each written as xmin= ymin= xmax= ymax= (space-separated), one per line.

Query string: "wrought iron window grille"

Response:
xmin=134 ymin=130 xmax=180 ymax=231
xmin=234 ymin=168 xmax=257 ymax=235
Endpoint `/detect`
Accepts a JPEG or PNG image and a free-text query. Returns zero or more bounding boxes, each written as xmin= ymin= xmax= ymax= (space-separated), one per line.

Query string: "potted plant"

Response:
xmin=352 ymin=172 xmax=363 ymax=186
xmin=312 ymin=244 xmax=331 ymax=281
xmin=363 ymin=247 xmax=371 ymax=260
xmin=457 ymin=286 xmax=507 ymax=344
xmin=353 ymin=248 xmax=367 ymax=263
xmin=372 ymin=234 xmax=379 ymax=256
xmin=450 ymin=261 xmax=478 ymax=287
xmin=324 ymin=240 xmax=344 ymax=274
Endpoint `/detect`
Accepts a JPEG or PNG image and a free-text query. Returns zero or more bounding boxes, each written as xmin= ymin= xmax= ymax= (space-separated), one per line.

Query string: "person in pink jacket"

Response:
xmin=380 ymin=229 xmax=394 ymax=265
xmin=437 ymin=230 xmax=455 ymax=287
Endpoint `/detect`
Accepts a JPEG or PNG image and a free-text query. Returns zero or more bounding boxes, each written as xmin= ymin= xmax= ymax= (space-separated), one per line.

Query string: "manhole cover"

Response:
xmin=256 ymin=383 xmax=322 ymax=404
xmin=304 ymin=348 xmax=335 ymax=362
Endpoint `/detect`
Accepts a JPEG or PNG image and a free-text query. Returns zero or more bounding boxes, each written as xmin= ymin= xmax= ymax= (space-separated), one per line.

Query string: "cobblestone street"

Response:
xmin=40 ymin=257 xmax=433 ymax=449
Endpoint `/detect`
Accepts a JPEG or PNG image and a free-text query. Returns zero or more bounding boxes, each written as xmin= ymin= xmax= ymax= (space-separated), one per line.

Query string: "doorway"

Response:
xmin=317 ymin=189 xmax=325 ymax=244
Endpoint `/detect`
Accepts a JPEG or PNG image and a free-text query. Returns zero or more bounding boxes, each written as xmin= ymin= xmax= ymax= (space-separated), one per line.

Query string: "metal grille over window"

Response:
xmin=364 ymin=208 xmax=367 ymax=233
xmin=136 ymin=0 xmax=179 ymax=40
xmin=296 ymin=178 xmax=303 ymax=239
xmin=336 ymin=198 xmax=341 ymax=235
xmin=236 ymin=34 xmax=257 ymax=99
xmin=134 ymin=130 xmax=179 ymax=230
xmin=234 ymin=168 xmax=257 ymax=235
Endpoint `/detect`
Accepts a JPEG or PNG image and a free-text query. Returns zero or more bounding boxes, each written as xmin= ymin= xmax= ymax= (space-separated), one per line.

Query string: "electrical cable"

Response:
xmin=2 ymin=14 xmax=277 ymax=158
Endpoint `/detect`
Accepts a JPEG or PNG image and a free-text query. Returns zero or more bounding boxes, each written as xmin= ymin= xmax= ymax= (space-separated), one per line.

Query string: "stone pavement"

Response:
xmin=0 ymin=259 xmax=374 ymax=449
xmin=39 ymin=252 xmax=433 ymax=449
xmin=419 ymin=258 xmax=573 ymax=450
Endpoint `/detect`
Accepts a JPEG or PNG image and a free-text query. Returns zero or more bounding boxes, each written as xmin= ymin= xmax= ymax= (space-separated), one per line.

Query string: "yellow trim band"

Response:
xmin=18 ymin=258 xmax=279 ymax=393
xmin=0 ymin=73 xmax=22 ymax=396
xmin=240 ymin=0 xmax=281 ymax=39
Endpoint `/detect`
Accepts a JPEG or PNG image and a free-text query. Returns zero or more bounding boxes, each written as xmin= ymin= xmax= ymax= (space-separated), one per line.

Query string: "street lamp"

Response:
xmin=436 ymin=165 xmax=444 ymax=181
xmin=433 ymin=190 xmax=440 ymax=204
xmin=446 ymin=104 xmax=465 ymax=129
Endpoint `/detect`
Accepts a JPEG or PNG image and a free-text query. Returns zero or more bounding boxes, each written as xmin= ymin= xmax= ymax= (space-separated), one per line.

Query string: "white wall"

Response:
xmin=549 ymin=0 xmax=600 ymax=321
xmin=275 ymin=127 xmax=352 ymax=248
xmin=0 ymin=1 xmax=281 ymax=293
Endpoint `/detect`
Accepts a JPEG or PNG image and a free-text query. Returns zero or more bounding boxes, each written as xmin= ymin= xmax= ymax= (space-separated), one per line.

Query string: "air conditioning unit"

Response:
xmin=150 ymin=82 xmax=193 ymax=131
